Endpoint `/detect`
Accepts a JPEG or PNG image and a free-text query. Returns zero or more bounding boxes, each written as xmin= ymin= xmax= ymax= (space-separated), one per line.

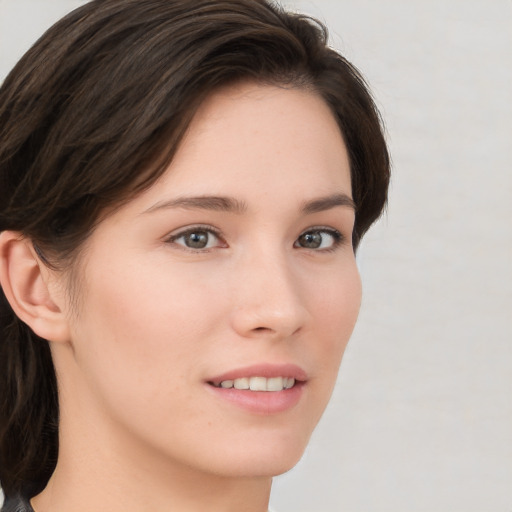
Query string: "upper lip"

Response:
xmin=207 ymin=363 xmax=308 ymax=386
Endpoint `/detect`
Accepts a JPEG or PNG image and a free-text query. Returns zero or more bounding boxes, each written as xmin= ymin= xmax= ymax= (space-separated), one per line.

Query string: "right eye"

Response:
xmin=166 ymin=226 xmax=226 ymax=251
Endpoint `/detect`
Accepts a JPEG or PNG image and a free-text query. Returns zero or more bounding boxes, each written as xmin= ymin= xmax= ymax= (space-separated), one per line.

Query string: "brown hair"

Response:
xmin=0 ymin=0 xmax=390 ymax=499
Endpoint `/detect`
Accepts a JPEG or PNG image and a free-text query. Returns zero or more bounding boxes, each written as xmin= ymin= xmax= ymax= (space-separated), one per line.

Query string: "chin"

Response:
xmin=250 ymin=453 xmax=304 ymax=478
xmin=205 ymin=428 xmax=313 ymax=478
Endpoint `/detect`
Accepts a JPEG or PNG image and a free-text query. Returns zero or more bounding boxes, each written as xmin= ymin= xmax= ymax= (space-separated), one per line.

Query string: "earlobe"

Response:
xmin=0 ymin=231 xmax=70 ymax=343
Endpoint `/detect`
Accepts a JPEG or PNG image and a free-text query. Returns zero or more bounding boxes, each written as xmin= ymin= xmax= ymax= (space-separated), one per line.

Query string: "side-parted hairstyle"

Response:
xmin=0 ymin=0 xmax=390 ymax=499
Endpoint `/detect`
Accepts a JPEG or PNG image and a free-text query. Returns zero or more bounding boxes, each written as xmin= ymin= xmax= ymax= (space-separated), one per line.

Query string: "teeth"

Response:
xmin=250 ymin=376 xmax=267 ymax=391
xmin=216 ymin=376 xmax=296 ymax=391
xmin=266 ymin=377 xmax=283 ymax=391
xmin=234 ymin=377 xmax=249 ymax=390
xmin=284 ymin=377 xmax=295 ymax=389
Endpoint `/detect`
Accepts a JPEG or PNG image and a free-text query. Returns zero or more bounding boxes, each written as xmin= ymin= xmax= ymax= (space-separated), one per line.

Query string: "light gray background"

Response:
xmin=1 ymin=1 xmax=511 ymax=511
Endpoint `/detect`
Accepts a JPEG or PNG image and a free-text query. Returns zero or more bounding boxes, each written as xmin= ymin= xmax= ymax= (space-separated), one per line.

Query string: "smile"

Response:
xmin=211 ymin=376 xmax=296 ymax=392
xmin=206 ymin=364 xmax=307 ymax=414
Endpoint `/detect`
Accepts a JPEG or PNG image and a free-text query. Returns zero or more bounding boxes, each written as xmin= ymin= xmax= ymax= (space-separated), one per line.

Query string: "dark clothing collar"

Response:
xmin=1 ymin=495 xmax=35 ymax=512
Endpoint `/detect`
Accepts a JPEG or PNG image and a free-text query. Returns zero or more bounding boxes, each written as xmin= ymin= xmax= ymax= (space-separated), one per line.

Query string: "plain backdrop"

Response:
xmin=1 ymin=1 xmax=511 ymax=511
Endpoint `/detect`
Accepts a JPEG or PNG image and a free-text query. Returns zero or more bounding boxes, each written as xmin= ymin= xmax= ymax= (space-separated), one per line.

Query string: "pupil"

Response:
xmin=186 ymin=232 xmax=208 ymax=248
xmin=300 ymin=232 xmax=321 ymax=248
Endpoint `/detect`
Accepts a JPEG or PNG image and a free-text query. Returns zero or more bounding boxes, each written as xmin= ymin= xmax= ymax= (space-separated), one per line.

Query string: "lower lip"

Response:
xmin=206 ymin=382 xmax=305 ymax=415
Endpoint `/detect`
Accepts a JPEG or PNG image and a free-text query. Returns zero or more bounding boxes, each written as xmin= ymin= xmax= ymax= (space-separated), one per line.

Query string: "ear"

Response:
xmin=0 ymin=231 xmax=70 ymax=343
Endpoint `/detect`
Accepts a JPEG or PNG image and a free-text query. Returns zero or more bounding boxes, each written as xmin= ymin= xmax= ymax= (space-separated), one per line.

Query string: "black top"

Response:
xmin=1 ymin=495 xmax=34 ymax=512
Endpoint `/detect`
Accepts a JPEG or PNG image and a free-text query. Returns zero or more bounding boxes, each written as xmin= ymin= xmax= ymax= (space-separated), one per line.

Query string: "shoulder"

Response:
xmin=1 ymin=495 xmax=34 ymax=512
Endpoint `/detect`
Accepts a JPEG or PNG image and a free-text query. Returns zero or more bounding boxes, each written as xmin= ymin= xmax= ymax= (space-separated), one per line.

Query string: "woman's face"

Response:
xmin=55 ymin=83 xmax=361 ymax=478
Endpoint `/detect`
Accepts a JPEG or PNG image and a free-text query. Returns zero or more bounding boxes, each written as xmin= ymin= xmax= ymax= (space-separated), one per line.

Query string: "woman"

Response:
xmin=0 ymin=1 xmax=390 ymax=511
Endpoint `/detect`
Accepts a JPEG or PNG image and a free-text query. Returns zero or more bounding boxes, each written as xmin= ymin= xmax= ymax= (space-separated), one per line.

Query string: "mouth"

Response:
xmin=209 ymin=376 xmax=297 ymax=392
xmin=205 ymin=364 xmax=307 ymax=414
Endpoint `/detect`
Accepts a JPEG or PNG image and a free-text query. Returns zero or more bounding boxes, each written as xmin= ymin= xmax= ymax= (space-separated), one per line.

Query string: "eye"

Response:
xmin=295 ymin=228 xmax=343 ymax=251
xmin=167 ymin=226 xmax=225 ymax=251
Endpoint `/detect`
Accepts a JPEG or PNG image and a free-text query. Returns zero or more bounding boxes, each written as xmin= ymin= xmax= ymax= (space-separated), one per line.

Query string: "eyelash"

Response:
xmin=165 ymin=225 xmax=345 ymax=253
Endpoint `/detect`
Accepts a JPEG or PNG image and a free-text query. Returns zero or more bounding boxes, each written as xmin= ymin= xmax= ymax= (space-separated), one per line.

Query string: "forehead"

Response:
xmin=133 ymin=82 xmax=352 ymax=214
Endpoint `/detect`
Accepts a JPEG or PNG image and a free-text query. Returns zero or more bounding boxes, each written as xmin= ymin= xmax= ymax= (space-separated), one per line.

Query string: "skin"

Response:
xmin=23 ymin=83 xmax=361 ymax=512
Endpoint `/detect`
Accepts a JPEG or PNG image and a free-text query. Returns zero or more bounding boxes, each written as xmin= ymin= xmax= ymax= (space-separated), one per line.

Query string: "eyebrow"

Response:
xmin=300 ymin=193 xmax=356 ymax=214
xmin=142 ymin=195 xmax=248 ymax=215
xmin=142 ymin=193 xmax=355 ymax=215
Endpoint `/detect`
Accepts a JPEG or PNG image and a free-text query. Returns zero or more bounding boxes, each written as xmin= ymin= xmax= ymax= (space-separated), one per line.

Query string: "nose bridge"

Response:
xmin=230 ymin=243 xmax=307 ymax=339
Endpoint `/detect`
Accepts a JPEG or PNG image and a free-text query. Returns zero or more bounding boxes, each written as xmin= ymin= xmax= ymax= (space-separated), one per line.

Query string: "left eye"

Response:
xmin=295 ymin=229 xmax=342 ymax=250
xmin=169 ymin=228 xmax=224 ymax=250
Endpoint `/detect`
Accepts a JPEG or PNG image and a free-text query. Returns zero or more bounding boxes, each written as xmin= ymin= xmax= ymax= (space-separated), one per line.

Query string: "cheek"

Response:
xmin=69 ymin=258 xmax=222 ymax=411
xmin=327 ymin=266 xmax=361 ymax=346
xmin=306 ymin=260 xmax=362 ymax=387
xmin=313 ymin=257 xmax=361 ymax=331
xmin=65 ymin=262 xmax=231 ymax=468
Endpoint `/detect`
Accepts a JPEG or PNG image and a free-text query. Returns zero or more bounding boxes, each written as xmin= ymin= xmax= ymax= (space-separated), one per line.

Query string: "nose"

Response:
xmin=229 ymin=250 xmax=308 ymax=340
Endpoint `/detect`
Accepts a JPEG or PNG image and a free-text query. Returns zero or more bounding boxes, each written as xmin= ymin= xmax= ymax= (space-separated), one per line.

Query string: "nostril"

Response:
xmin=253 ymin=326 xmax=272 ymax=333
